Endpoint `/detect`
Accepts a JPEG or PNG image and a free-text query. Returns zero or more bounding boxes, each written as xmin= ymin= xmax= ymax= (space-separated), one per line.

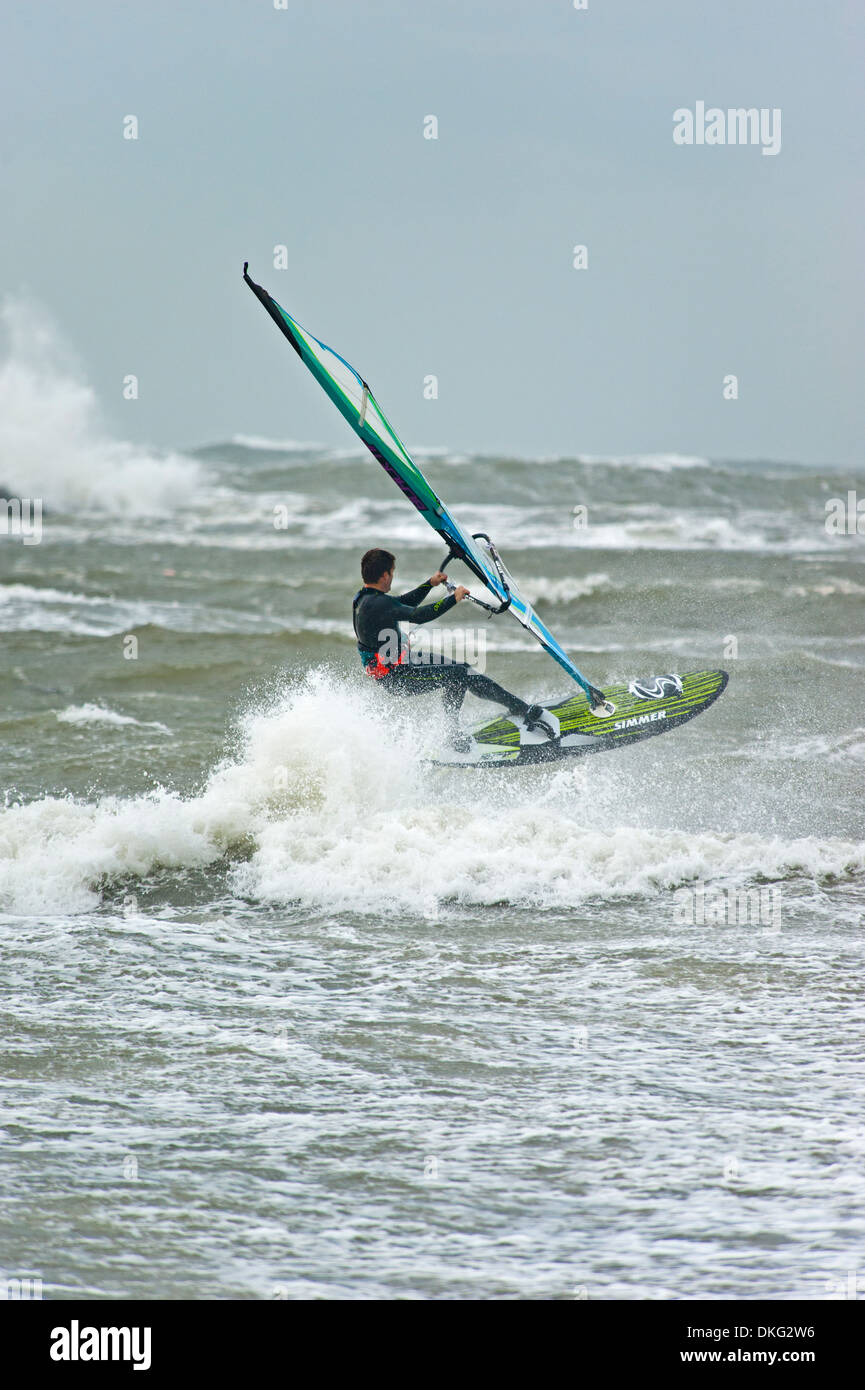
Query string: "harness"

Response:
xmin=352 ymin=588 xmax=407 ymax=680
xmin=363 ymin=649 xmax=407 ymax=680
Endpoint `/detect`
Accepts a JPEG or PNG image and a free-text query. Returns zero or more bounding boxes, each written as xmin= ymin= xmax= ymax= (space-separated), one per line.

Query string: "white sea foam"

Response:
xmin=230 ymin=434 xmax=323 ymax=451
xmin=425 ymin=452 xmax=710 ymax=470
xmin=410 ymin=446 xmax=471 ymax=465
xmin=0 ymin=583 xmax=103 ymax=606
xmin=246 ymin=495 xmax=834 ymax=556
xmin=786 ymin=579 xmax=865 ymax=598
xmin=0 ymin=583 xmax=139 ymax=635
xmin=0 ymin=298 xmax=204 ymax=515
xmin=1 ymin=672 xmax=861 ymax=916
xmin=0 ymin=581 xmax=300 ymax=637
xmin=565 ymin=512 xmax=847 ymax=553
xmin=56 ymin=705 xmax=171 ymax=734
xmin=750 ymin=729 xmax=865 ymax=765
xmin=577 ymin=452 xmax=710 ymax=471
xmin=520 ymin=573 xmax=615 ymax=603
xmin=710 ymin=576 xmax=766 ymax=593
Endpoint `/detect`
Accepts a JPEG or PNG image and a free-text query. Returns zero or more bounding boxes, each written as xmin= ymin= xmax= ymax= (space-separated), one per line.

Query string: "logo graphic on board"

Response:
xmin=628 ymin=674 xmax=683 ymax=700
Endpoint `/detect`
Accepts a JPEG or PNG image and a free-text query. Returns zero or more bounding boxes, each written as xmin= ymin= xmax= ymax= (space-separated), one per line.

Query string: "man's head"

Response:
xmin=361 ymin=548 xmax=395 ymax=591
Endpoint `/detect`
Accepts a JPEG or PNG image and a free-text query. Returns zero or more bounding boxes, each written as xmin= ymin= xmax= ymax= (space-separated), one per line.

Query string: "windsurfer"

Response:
xmin=352 ymin=548 xmax=559 ymax=747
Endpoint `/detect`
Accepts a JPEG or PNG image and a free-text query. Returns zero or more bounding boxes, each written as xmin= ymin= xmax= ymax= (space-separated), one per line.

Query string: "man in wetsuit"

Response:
xmin=352 ymin=548 xmax=557 ymax=748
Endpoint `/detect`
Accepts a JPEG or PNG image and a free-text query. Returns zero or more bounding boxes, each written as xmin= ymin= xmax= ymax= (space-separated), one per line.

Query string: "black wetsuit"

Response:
xmin=352 ymin=581 xmax=530 ymax=720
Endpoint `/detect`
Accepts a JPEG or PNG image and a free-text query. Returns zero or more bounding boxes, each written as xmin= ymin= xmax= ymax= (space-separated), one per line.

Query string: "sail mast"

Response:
xmin=243 ymin=263 xmax=604 ymax=702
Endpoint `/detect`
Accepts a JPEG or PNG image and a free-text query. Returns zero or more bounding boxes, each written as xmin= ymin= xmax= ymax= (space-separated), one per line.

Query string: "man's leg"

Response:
xmin=381 ymin=661 xmax=464 ymax=715
xmin=384 ymin=659 xmax=529 ymax=720
xmin=457 ymin=668 xmax=561 ymax=740
xmin=379 ymin=661 xmax=561 ymax=743
xmin=460 ymin=667 xmax=530 ymax=718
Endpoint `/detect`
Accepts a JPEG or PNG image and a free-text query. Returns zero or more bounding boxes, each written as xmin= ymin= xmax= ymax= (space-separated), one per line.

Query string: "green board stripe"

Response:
xmin=473 ymin=671 xmax=726 ymax=745
xmin=436 ymin=670 xmax=729 ymax=767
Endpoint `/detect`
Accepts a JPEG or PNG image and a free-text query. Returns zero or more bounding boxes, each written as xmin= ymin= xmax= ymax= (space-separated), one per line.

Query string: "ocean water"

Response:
xmin=1 ymin=320 xmax=863 ymax=1300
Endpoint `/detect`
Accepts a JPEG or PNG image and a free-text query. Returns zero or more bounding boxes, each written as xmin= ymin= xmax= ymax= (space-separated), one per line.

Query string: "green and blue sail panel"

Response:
xmin=243 ymin=264 xmax=595 ymax=698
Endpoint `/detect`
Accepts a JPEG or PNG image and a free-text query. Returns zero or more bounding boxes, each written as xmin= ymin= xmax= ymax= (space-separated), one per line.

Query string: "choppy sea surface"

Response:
xmin=1 ymin=341 xmax=863 ymax=1299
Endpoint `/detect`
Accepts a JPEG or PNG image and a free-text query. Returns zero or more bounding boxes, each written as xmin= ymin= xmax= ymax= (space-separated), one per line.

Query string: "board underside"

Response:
xmin=431 ymin=670 xmax=729 ymax=768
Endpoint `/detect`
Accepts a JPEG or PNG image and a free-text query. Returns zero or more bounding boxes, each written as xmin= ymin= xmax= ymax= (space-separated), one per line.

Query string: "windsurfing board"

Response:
xmin=430 ymin=670 xmax=728 ymax=768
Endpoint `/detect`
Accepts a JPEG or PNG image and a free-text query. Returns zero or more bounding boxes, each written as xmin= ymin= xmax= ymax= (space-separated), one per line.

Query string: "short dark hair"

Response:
xmin=361 ymin=548 xmax=395 ymax=584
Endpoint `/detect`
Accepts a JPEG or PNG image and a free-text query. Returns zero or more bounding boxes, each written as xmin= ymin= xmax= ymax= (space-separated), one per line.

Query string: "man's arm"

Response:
xmin=396 ymin=579 xmax=432 ymax=606
xmin=395 ymin=570 xmax=450 ymax=605
xmin=396 ymin=580 xmax=432 ymax=606
xmin=387 ymin=592 xmax=459 ymax=624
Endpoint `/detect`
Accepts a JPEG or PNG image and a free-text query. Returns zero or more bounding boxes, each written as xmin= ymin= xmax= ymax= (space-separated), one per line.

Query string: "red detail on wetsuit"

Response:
xmin=364 ymin=650 xmax=407 ymax=681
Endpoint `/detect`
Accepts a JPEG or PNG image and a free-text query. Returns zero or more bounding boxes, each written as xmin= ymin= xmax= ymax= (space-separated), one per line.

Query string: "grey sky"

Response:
xmin=1 ymin=0 xmax=862 ymax=465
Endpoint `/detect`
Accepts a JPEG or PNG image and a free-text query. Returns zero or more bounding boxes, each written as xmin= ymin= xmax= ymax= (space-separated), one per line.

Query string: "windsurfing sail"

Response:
xmin=243 ymin=263 xmax=602 ymax=702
